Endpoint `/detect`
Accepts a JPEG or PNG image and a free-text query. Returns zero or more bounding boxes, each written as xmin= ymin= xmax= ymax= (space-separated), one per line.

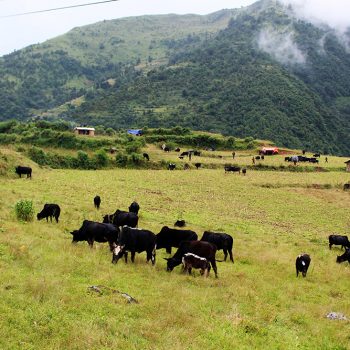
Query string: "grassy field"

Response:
xmin=1 ymin=151 xmax=350 ymax=349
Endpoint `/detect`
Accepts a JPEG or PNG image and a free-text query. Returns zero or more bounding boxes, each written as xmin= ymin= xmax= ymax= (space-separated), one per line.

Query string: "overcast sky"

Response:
xmin=0 ymin=0 xmax=256 ymax=56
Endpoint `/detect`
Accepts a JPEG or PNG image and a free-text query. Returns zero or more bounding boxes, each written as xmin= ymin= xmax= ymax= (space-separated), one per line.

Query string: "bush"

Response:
xmin=94 ymin=149 xmax=109 ymax=168
xmin=15 ymin=200 xmax=34 ymax=222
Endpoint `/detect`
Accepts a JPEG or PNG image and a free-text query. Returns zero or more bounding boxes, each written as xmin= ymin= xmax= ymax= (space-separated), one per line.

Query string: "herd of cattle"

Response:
xmin=33 ymin=197 xmax=350 ymax=278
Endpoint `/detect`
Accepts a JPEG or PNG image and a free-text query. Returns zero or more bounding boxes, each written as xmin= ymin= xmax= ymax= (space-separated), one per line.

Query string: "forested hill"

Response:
xmin=1 ymin=0 xmax=350 ymax=155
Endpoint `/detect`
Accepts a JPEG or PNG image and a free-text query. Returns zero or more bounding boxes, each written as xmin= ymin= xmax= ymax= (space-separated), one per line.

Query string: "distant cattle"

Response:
xmin=178 ymin=156 xmax=184 ymax=160
xmin=180 ymin=152 xmax=189 ymax=157
xmin=309 ymin=157 xmax=319 ymax=163
xmin=201 ymin=231 xmax=234 ymax=263
xmin=143 ymin=153 xmax=150 ymax=161
xmin=285 ymin=156 xmax=292 ymax=162
xmin=336 ymin=248 xmax=350 ymax=264
xmin=128 ymin=201 xmax=140 ymax=215
xmin=165 ymin=240 xmax=218 ymax=278
xmin=313 ymin=153 xmax=321 ymax=158
xmin=343 ymin=184 xmax=350 ymax=191
xmin=103 ymin=209 xmax=138 ymax=228
xmin=168 ymin=163 xmax=176 ymax=170
xmin=329 ymin=235 xmax=350 ymax=250
xmin=255 ymin=156 xmax=261 ymax=160
xmin=71 ymin=220 xmax=119 ymax=250
xmin=156 ymin=226 xmax=198 ymax=254
xmin=242 ymin=168 xmax=247 ymax=175
xmin=15 ymin=166 xmax=32 ymax=178
xmin=184 ymin=163 xmax=190 ymax=170
xmin=296 ymin=253 xmax=311 ymax=277
xmin=261 ymin=155 xmax=264 ymax=160
xmin=37 ymin=204 xmax=61 ymax=223
xmin=193 ymin=151 xmax=201 ymax=156
xmin=175 ymin=148 xmax=181 ymax=152
xmin=112 ymin=226 xmax=156 ymax=265
xmin=194 ymin=163 xmax=201 ymax=169
xmin=182 ymin=253 xmax=211 ymax=277
xmin=94 ymin=195 xmax=101 ymax=209
xmin=224 ymin=165 xmax=241 ymax=174
xmin=163 ymin=146 xmax=170 ymax=152
xmin=174 ymin=220 xmax=186 ymax=227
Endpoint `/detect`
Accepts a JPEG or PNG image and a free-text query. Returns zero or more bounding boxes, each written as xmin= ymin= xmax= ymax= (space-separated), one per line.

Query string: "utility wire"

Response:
xmin=0 ymin=0 xmax=119 ymax=18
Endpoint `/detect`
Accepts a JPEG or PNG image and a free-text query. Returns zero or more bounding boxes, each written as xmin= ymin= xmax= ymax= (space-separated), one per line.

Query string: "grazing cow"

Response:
xmin=309 ymin=158 xmax=319 ymax=163
xmin=103 ymin=209 xmax=138 ymax=228
xmin=175 ymin=148 xmax=181 ymax=152
xmin=94 ymin=195 xmax=101 ymax=209
xmin=37 ymin=204 xmax=61 ymax=223
xmin=180 ymin=152 xmax=189 ymax=157
xmin=242 ymin=168 xmax=247 ymax=176
xmin=70 ymin=220 xmax=119 ymax=250
xmin=329 ymin=235 xmax=350 ymax=250
xmin=193 ymin=151 xmax=201 ymax=156
xmin=194 ymin=163 xmax=202 ymax=169
xmin=168 ymin=163 xmax=176 ymax=170
xmin=15 ymin=166 xmax=32 ymax=178
xmin=296 ymin=254 xmax=311 ymax=277
xmin=255 ymin=156 xmax=261 ymax=160
xmin=164 ymin=146 xmax=170 ymax=152
xmin=156 ymin=226 xmax=198 ymax=254
xmin=343 ymin=183 xmax=350 ymax=191
xmin=336 ymin=248 xmax=350 ymax=264
xmin=285 ymin=156 xmax=292 ymax=162
xmin=165 ymin=241 xmax=218 ymax=278
xmin=182 ymin=253 xmax=211 ymax=277
xmin=112 ymin=226 xmax=156 ymax=265
xmin=201 ymin=231 xmax=234 ymax=263
xmin=128 ymin=201 xmax=140 ymax=215
xmin=302 ymin=150 xmax=306 ymax=155
xmin=174 ymin=220 xmax=186 ymax=227
xmin=313 ymin=153 xmax=321 ymax=158
xmin=143 ymin=153 xmax=150 ymax=161
xmin=178 ymin=156 xmax=184 ymax=160
xmin=224 ymin=165 xmax=241 ymax=174
xmin=184 ymin=163 xmax=190 ymax=170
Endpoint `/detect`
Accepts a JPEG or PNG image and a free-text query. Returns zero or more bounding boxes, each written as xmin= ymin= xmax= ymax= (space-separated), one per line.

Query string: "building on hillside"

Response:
xmin=260 ymin=147 xmax=279 ymax=155
xmin=127 ymin=129 xmax=143 ymax=136
xmin=345 ymin=160 xmax=350 ymax=172
xmin=74 ymin=127 xmax=95 ymax=136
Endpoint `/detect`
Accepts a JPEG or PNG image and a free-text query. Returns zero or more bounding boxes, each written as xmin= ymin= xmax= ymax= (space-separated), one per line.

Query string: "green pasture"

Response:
xmin=0 ymin=161 xmax=350 ymax=349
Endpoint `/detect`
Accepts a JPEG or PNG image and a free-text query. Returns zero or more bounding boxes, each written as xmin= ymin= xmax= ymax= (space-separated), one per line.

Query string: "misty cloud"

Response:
xmin=278 ymin=0 xmax=350 ymax=32
xmin=258 ymin=27 xmax=306 ymax=65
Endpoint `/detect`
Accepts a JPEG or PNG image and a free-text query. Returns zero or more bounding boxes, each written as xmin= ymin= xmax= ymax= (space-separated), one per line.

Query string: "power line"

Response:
xmin=0 ymin=0 xmax=119 ymax=18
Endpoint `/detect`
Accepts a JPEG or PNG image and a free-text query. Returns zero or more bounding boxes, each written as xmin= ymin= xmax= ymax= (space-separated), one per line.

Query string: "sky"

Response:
xmin=0 ymin=0 xmax=256 ymax=56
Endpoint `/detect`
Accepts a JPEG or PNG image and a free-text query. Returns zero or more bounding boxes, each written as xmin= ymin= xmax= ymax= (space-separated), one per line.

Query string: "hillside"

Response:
xmin=0 ymin=0 xmax=350 ymax=154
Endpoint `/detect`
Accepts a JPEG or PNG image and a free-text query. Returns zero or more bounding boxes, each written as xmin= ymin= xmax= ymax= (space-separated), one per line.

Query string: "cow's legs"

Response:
xmin=329 ymin=243 xmax=332 ymax=249
xmin=229 ymin=250 xmax=234 ymax=263
xmin=166 ymin=246 xmax=172 ymax=254
xmin=211 ymin=260 xmax=218 ymax=278
xmin=131 ymin=251 xmax=136 ymax=263
xmin=124 ymin=252 xmax=128 ymax=263
xmin=223 ymin=249 xmax=228 ymax=261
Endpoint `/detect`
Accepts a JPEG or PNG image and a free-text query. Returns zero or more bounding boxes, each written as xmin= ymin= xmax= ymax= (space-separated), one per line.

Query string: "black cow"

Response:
xmin=156 ymin=226 xmax=198 ymax=254
xmin=201 ymin=231 xmax=234 ymax=263
xmin=15 ymin=166 xmax=32 ymax=178
xmin=285 ymin=156 xmax=292 ymax=162
xmin=128 ymin=201 xmax=140 ymax=215
xmin=112 ymin=226 xmax=156 ymax=265
xmin=296 ymin=253 xmax=311 ymax=277
xmin=37 ymin=204 xmax=60 ymax=223
xmin=163 ymin=146 xmax=170 ymax=152
xmin=143 ymin=153 xmax=150 ymax=161
xmin=309 ymin=158 xmax=319 ymax=163
xmin=255 ymin=156 xmax=261 ymax=160
xmin=103 ymin=209 xmax=138 ymax=228
xmin=242 ymin=168 xmax=247 ymax=175
xmin=336 ymin=248 xmax=350 ymax=264
xmin=168 ymin=163 xmax=176 ymax=170
xmin=174 ymin=220 xmax=186 ymax=227
xmin=224 ymin=165 xmax=241 ymax=174
xmin=329 ymin=235 xmax=350 ymax=250
xmin=184 ymin=163 xmax=190 ymax=170
xmin=175 ymin=148 xmax=181 ymax=152
xmin=313 ymin=153 xmax=321 ymax=158
xmin=182 ymin=253 xmax=211 ymax=277
xmin=194 ymin=163 xmax=202 ymax=169
xmin=193 ymin=151 xmax=201 ymax=156
xmin=70 ymin=220 xmax=119 ymax=251
xmin=180 ymin=152 xmax=189 ymax=157
xmin=343 ymin=184 xmax=350 ymax=191
xmin=165 ymin=241 xmax=218 ymax=278
xmin=94 ymin=195 xmax=101 ymax=209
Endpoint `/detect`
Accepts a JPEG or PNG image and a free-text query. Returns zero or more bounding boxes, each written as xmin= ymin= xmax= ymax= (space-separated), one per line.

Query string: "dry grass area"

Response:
xmin=0 ymin=155 xmax=350 ymax=349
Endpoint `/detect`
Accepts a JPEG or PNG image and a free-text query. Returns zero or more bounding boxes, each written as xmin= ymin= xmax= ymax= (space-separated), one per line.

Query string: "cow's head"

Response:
xmin=70 ymin=230 xmax=85 ymax=243
xmin=112 ymin=244 xmax=125 ymax=264
xmin=37 ymin=212 xmax=43 ymax=221
xmin=336 ymin=248 xmax=350 ymax=264
xmin=164 ymin=257 xmax=181 ymax=272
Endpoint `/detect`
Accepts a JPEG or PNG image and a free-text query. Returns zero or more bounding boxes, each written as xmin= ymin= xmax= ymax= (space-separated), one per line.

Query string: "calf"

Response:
xmin=182 ymin=253 xmax=211 ymax=277
xmin=37 ymin=204 xmax=60 ymax=223
xmin=156 ymin=226 xmax=197 ymax=254
xmin=174 ymin=220 xmax=186 ymax=227
xmin=168 ymin=163 xmax=176 ymax=170
xmin=336 ymin=248 xmax=350 ymax=264
xmin=296 ymin=253 xmax=311 ymax=277
xmin=165 ymin=240 xmax=218 ymax=278
xmin=329 ymin=235 xmax=350 ymax=250
xmin=128 ymin=201 xmax=140 ymax=215
xmin=201 ymin=231 xmax=234 ymax=263
xmin=143 ymin=153 xmax=150 ymax=161
xmin=224 ymin=165 xmax=241 ymax=174
xmin=71 ymin=220 xmax=119 ymax=251
xmin=194 ymin=163 xmax=202 ymax=169
xmin=112 ymin=226 xmax=156 ymax=265
xmin=94 ymin=195 xmax=101 ymax=209
xmin=15 ymin=166 xmax=32 ymax=178
xmin=103 ymin=209 xmax=138 ymax=228
xmin=242 ymin=168 xmax=247 ymax=175
xmin=344 ymin=183 xmax=350 ymax=191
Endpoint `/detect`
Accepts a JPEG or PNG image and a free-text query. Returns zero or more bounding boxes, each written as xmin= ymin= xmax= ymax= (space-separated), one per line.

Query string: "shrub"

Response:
xmin=15 ymin=200 xmax=34 ymax=222
xmin=94 ymin=149 xmax=109 ymax=168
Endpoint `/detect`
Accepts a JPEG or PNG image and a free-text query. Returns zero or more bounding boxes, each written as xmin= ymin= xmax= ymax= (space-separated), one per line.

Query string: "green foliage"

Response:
xmin=93 ymin=149 xmax=109 ymax=168
xmin=15 ymin=199 xmax=34 ymax=222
